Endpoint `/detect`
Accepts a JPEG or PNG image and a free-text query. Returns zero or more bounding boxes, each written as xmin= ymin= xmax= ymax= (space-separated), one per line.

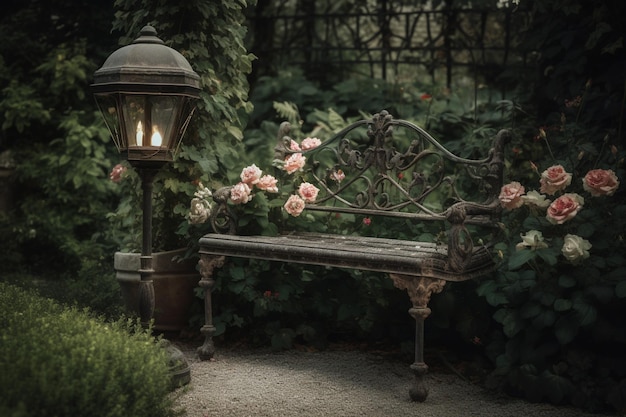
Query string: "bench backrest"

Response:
xmin=276 ymin=110 xmax=508 ymax=240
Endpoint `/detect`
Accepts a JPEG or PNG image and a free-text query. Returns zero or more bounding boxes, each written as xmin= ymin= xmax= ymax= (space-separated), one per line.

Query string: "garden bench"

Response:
xmin=196 ymin=110 xmax=509 ymax=401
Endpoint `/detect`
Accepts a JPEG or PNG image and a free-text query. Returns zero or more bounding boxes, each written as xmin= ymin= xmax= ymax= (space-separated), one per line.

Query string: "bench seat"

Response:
xmin=199 ymin=232 xmax=496 ymax=281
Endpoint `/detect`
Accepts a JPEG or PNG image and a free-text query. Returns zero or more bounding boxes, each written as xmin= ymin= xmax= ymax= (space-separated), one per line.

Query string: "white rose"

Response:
xmin=561 ymin=234 xmax=591 ymax=264
xmin=194 ymin=183 xmax=213 ymax=200
xmin=516 ymin=230 xmax=549 ymax=251
xmin=189 ymin=198 xmax=211 ymax=224
xmin=521 ymin=190 xmax=550 ymax=209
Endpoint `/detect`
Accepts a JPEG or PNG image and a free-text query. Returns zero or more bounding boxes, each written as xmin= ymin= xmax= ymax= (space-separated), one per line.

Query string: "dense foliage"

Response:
xmin=475 ymin=0 xmax=626 ymax=411
xmin=108 ymin=0 xmax=256 ymax=253
xmin=0 ymin=0 xmax=255 ymax=310
xmin=0 ymin=0 xmax=124 ymax=314
xmin=0 ymin=283 xmax=176 ymax=417
xmin=1 ymin=0 xmax=625 ymax=413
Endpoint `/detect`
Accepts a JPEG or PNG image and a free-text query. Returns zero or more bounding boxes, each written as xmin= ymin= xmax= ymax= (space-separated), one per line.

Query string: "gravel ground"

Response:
xmin=170 ymin=342 xmax=609 ymax=417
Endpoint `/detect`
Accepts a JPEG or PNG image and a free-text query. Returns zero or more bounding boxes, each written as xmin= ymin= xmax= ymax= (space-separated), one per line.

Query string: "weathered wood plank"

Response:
xmin=199 ymin=232 xmax=495 ymax=281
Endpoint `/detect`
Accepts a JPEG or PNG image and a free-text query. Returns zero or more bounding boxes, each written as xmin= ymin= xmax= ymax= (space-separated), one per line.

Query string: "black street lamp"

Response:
xmin=92 ymin=25 xmax=200 ymax=325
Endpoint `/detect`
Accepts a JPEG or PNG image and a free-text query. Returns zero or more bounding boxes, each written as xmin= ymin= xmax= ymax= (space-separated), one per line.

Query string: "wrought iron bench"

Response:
xmin=196 ymin=110 xmax=509 ymax=401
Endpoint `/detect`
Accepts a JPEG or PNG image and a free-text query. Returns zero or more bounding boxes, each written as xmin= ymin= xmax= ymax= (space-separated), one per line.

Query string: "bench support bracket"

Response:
xmin=390 ymin=274 xmax=446 ymax=402
xmin=197 ymin=254 xmax=225 ymax=360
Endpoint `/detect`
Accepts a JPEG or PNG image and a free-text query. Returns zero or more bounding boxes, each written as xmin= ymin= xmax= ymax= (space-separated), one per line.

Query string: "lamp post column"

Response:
xmin=138 ymin=168 xmax=159 ymax=326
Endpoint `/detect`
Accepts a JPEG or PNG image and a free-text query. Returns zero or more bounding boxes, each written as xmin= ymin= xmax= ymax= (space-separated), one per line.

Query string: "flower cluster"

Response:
xmin=189 ymin=137 xmax=324 ymax=225
xmin=499 ymin=165 xmax=619 ymax=264
xmin=230 ymin=164 xmax=279 ymax=205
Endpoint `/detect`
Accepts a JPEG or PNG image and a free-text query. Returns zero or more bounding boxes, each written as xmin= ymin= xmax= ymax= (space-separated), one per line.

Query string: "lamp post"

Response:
xmin=92 ymin=25 xmax=200 ymax=326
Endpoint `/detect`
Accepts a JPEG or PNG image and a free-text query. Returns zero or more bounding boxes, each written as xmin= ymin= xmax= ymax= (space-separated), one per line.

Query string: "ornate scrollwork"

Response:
xmin=273 ymin=121 xmax=293 ymax=161
xmin=210 ymin=186 xmax=237 ymax=234
xmin=445 ymin=204 xmax=473 ymax=272
xmin=299 ymin=111 xmax=507 ymax=241
xmin=389 ymin=274 xmax=446 ymax=308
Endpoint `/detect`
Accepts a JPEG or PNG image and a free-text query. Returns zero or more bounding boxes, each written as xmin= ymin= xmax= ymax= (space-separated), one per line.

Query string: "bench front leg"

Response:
xmin=389 ymin=274 xmax=446 ymax=402
xmin=197 ymin=254 xmax=225 ymax=360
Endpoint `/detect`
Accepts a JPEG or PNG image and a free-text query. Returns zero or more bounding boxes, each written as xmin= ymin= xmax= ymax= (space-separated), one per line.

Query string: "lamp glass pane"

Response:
xmin=150 ymin=96 xmax=179 ymax=149
xmin=122 ymin=95 xmax=147 ymax=147
xmin=94 ymin=94 xmax=124 ymax=150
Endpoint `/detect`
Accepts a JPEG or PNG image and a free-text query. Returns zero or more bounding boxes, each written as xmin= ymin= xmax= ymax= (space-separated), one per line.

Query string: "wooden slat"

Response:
xmin=199 ymin=233 xmax=496 ymax=282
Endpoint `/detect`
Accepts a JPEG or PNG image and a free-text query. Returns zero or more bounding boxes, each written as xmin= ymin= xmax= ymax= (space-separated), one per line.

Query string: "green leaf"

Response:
xmin=558 ymin=274 xmax=577 ymax=288
xmin=230 ymin=265 xmax=246 ymax=281
xmin=493 ymin=308 xmax=508 ymax=324
xmin=541 ymin=371 xmax=574 ymax=404
xmin=508 ymin=249 xmax=536 ymax=270
xmin=226 ymin=125 xmax=243 ymax=141
xmin=487 ymin=292 xmax=509 ymax=306
xmin=270 ymin=328 xmax=295 ymax=350
xmin=576 ymin=222 xmax=595 ymax=238
xmin=477 ymin=280 xmax=509 ymax=306
xmin=300 ymin=270 xmax=315 ymax=282
xmin=522 ymin=216 xmax=542 ymax=230
xmin=520 ymin=301 xmax=541 ymax=319
xmin=532 ymin=309 xmax=556 ymax=329
xmin=553 ymin=298 xmax=572 ymax=311
xmin=536 ymin=248 xmax=559 ymax=266
xmin=555 ymin=314 xmax=579 ymax=345
xmin=572 ymin=299 xmax=597 ymax=326
xmin=298 ymin=85 xmax=319 ymax=96
xmin=502 ymin=311 xmax=524 ymax=338
xmin=337 ymin=304 xmax=360 ymax=321
xmin=494 ymin=354 xmax=512 ymax=373
xmin=609 ymin=267 xmax=626 ymax=280
xmin=616 ymin=280 xmax=626 ymax=298
xmin=198 ymin=158 xmax=218 ymax=174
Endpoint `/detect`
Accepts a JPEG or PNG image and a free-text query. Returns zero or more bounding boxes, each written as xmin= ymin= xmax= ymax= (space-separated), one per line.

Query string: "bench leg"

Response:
xmin=389 ymin=274 xmax=446 ymax=402
xmin=197 ymin=254 xmax=225 ymax=360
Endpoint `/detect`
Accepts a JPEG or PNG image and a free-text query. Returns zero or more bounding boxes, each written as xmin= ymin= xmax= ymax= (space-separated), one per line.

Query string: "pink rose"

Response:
xmin=298 ymin=182 xmax=320 ymax=203
xmin=539 ymin=165 xmax=572 ymax=195
xmin=499 ymin=182 xmax=525 ymax=210
xmin=546 ymin=193 xmax=584 ymax=224
xmin=240 ymin=164 xmax=262 ymax=185
xmin=283 ymin=153 xmax=306 ymax=174
xmin=582 ymin=169 xmax=619 ymax=197
xmin=109 ymin=163 xmax=127 ymax=183
xmin=284 ymin=194 xmax=306 ymax=217
xmin=256 ymin=175 xmax=279 ymax=193
xmin=301 ymin=137 xmax=321 ymax=150
xmin=230 ymin=182 xmax=252 ymax=204
xmin=290 ymin=140 xmax=301 ymax=152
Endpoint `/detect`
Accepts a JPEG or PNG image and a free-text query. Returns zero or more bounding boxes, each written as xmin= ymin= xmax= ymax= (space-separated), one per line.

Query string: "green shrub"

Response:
xmin=0 ymin=283 xmax=175 ymax=417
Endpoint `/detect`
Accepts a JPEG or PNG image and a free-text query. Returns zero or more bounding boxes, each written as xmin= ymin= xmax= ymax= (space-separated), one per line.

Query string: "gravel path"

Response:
xmin=170 ymin=343 xmax=607 ymax=417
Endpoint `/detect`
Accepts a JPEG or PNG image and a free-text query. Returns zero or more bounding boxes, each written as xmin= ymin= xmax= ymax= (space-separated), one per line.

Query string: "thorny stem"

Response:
xmin=542 ymin=135 xmax=556 ymax=162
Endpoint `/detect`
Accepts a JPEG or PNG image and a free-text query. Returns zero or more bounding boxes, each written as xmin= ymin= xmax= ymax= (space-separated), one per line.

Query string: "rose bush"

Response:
xmin=477 ymin=89 xmax=626 ymax=411
xmin=187 ymin=135 xmax=323 ymax=233
xmin=498 ymin=165 xmax=619 ymax=267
